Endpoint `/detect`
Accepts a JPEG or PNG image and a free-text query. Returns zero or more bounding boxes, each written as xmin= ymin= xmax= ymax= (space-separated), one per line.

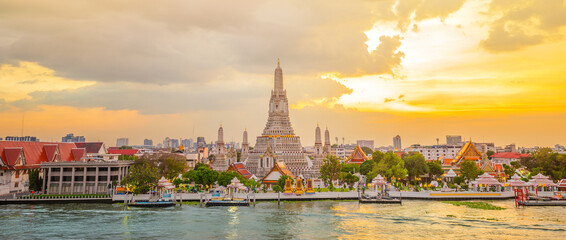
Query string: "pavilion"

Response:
xmin=261 ymin=162 xmax=294 ymax=188
xmin=345 ymin=145 xmax=370 ymax=165
xmin=527 ymin=173 xmax=557 ymax=192
xmin=472 ymin=173 xmax=503 ymax=192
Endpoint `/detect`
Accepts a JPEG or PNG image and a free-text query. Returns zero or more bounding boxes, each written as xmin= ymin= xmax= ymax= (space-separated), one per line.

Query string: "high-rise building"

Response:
xmin=196 ymin=137 xmax=206 ymax=148
xmin=246 ymin=60 xmax=310 ymax=177
xmin=5 ymin=136 xmax=39 ymax=142
xmin=356 ymin=140 xmax=374 ymax=150
xmin=446 ymin=135 xmax=462 ymax=146
xmin=62 ymin=133 xmax=85 ymax=143
xmin=116 ymin=138 xmax=129 ymax=147
xmin=143 ymin=139 xmax=153 ymax=146
xmin=393 ymin=135 xmax=402 ymax=150
xmin=181 ymin=138 xmax=193 ymax=150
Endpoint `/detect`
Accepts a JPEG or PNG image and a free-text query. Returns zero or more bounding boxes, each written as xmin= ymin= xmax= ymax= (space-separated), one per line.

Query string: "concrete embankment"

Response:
xmin=0 ymin=198 xmax=112 ymax=205
xmin=112 ymin=191 xmax=555 ymax=202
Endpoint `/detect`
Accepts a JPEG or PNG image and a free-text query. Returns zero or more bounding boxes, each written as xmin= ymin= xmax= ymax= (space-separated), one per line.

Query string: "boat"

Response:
xmin=129 ymin=200 xmax=176 ymax=208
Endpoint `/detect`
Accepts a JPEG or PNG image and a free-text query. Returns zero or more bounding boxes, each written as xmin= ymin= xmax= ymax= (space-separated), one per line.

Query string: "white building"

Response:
xmin=407 ymin=144 xmax=461 ymax=161
xmin=116 ymin=138 xmax=129 ymax=147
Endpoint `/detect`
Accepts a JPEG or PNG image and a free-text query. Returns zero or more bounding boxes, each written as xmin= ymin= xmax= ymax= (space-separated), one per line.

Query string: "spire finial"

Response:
xmin=277 ymin=58 xmax=280 ymax=67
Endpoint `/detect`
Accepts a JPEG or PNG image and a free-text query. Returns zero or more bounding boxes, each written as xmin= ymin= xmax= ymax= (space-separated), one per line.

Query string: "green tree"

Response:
xmin=340 ymin=172 xmax=359 ymax=188
xmin=459 ymin=160 xmax=481 ymax=181
xmin=486 ymin=150 xmax=495 ymax=158
xmin=371 ymin=150 xmax=385 ymax=164
xmin=361 ymin=146 xmax=374 ymax=156
xmin=118 ymin=155 xmax=138 ymax=160
xmin=217 ymin=171 xmax=243 ymax=186
xmin=374 ymin=152 xmax=408 ymax=181
xmin=28 ymin=169 xmax=43 ymax=191
xmin=194 ymin=162 xmax=209 ymax=170
xmin=277 ymin=175 xmax=294 ymax=191
xmin=157 ymin=154 xmax=187 ymax=179
xmin=272 ymin=185 xmax=282 ymax=192
xmin=119 ymin=145 xmax=133 ymax=149
xmin=403 ymin=153 xmax=429 ymax=183
xmin=121 ymin=158 xmax=160 ymax=194
xmin=341 ymin=163 xmax=360 ymax=174
xmin=359 ymin=160 xmax=375 ymax=176
xmin=320 ymin=155 xmax=341 ymax=186
xmin=427 ymin=160 xmax=444 ymax=180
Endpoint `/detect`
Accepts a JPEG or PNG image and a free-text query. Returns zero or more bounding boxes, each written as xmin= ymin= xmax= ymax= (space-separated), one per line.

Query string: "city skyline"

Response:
xmin=0 ymin=0 xmax=565 ymax=148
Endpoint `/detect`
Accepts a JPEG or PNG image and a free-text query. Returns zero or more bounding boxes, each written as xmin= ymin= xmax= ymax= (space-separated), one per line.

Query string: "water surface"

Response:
xmin=1 ymin=200 xmax=565 ymax=239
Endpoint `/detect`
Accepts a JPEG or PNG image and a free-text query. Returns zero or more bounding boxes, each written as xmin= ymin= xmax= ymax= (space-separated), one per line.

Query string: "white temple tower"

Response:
xmin=212 ymin=125 xmax=228 ymax=171
xmin=324 ymin=127 xmax=331 ymax=155
xmin=241 ymin=129 xmax=249 ymax=161
xmin=246 ymin=60 xmax=311 ymax=177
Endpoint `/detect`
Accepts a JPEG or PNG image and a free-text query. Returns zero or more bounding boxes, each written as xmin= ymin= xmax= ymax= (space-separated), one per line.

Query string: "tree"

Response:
xmin=374 ymin=152 xmax=407 ymax=181
xmin=341 ymin=163 xmax=360 ymax=174
xmin=427 ymin=160 xmax=444 ymax=180
xmin=121 ymin=158 xmax=160 ymax=194
xmin=28 ymin=169 xmax=42 ymax=191
xmin=340 ymin=172 xmax=359 ymax=188
xmin=277 ymin=175 xmax=294 ymax=191
xmin=519 ymin=148 xmax=566 ymax=180
xmin=320 ymin=155 xmax=341 ymax=186
xmin=119 ymin=155 xmax=138 ymax=160
xmin=371 ymin=150 xmax=385 ymax=164
xmin=119 ymin=145 xmax=133 ymax=149
xmin=486 ymin=150 xmax=495 ymax=159
xmin=194 ymin=162 xmax=209 ymax=170
xmin=157 ymin=154 xmax=187 ymax=179
xmin=217 ymin=171 xmax=243 ymax=186
xmin=359 ymin=160 xmax=375 ymax=176
xmin=403 ymin=153 xmax=429 ymax=183
xmin=361 ymin=146 xmax=373 ymax=156
xmin=459 ymin=160 xmax=481 ymax=181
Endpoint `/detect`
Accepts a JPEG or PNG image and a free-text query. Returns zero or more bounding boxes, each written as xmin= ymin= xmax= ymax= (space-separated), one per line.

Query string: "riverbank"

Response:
xmin=1 ymin=191 xmax=555 ymax=204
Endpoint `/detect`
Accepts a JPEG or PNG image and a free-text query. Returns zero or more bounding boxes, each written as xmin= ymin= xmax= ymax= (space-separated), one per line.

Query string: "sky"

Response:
xmin=0 ymin=0 xmax=565 ymax=148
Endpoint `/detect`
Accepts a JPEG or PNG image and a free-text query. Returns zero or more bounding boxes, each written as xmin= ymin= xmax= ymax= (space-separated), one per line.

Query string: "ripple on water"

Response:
xmin=1 ymin=200 xmax=565 ymax=239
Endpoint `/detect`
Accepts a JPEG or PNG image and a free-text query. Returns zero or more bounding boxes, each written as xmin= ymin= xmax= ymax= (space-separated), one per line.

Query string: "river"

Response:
xmin=1 ymin=200 xmax=565 ymax=239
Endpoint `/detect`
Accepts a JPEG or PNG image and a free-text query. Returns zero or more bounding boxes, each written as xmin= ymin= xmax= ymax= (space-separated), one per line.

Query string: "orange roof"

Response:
xmin=452 ymin=141 xmax=482 ymax=164
xmin=228 ymin=163 xmax=252 ymax=179
xmin=345 ymin=145 xmax=369 ymax=165
xmin=0 ymin=141 xmax=80 ymax=170
xmin=262 ymin=162 xmax=294 ymax=183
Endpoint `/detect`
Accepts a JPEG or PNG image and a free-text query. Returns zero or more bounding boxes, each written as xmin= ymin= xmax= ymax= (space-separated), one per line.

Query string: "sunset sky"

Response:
xmin=0 ymin=0 xmax=565 ymax=148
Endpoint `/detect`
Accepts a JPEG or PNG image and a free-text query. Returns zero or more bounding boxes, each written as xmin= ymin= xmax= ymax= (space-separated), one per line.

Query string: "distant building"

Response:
xmin=491 ymin=152 xmax=529 ymax=165
xmin=5 ymin=136 xmax=39 ymax=142
xmin=393 ymin=135 xmax=402 ymax=150
xmin=116 ymin=138 xmax=129 ymax=147
xmin=503 ymin=144 xmax=516 ymax=152
xmin=407 ymin=144 xmax=461 ymax=161
xmin=181 ymin=138 xmax=193 ymax=150
xmin=196 ymin=137 xmax=206 ymax=148
xmin=446 ymin=135 xmax=462 ymax=146
xmin=61 ymin=133 xmax=85 ymax=143
xmin=356 ymin=140 xmax=374 ymax=150
xmin=143 ymin=139 xmax=153 ymax=147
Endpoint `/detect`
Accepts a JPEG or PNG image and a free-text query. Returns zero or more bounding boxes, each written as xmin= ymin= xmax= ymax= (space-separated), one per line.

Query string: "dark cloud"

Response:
xmin=481 ymin=0 xmax=566 ymax=52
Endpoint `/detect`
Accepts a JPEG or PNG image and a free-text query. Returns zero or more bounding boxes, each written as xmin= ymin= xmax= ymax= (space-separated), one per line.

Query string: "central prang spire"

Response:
xmin=274 ymin=58 xmax=284 ymax=93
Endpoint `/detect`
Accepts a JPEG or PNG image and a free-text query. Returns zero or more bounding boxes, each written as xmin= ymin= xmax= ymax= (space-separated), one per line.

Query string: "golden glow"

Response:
xmin=0 ymin=61 xmax=95 ymax=101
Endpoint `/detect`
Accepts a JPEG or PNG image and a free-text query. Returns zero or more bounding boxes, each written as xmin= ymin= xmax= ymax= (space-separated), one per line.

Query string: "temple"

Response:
xmin=227 ymin=162 xmax=252 ymax=179
xmin=261 ymin=162 xmax=294 ymax=187
xmin=245 ymin=60 xmax=311 ymax=178
xmin=345 ymin=144 xmax=370 ymax=165
xmin=211 ymin=125 xmax=228 ymax=171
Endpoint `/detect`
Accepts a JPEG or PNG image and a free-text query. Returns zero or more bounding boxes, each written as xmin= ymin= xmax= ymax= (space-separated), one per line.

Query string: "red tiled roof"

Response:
xmin=108 ymin=149 xmax=139 ymax=155
xmin=71 ymin=148 xmax=86 ymax=161
xmin=74 ymin=142 xmax=105 ymax=154
xmin=228 ymin=163 xmax=252 ymax=179
xmin=4 ymin=148 xmax=23 ymax=166
xmin=491 ymin=152 xmax=529 ymax=159
xmin=44 ymin=144 xmax=58 ymax=162
xmin=0 ymin=141 xmax=78 ymax=169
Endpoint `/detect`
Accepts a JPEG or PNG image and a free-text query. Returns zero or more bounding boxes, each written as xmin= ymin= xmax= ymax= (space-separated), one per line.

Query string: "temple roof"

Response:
xmin=0 ymin=141 xmax=79 ymax=170
xmin=261 ymin=161 xmax=294 ymax=183
xmin=228 ymin=162 xmax=252 ymax=179
xmin=452 ymin=141 xmax=482 ymax=164
xmin=345 ymin=144 xmax=369 ymax=165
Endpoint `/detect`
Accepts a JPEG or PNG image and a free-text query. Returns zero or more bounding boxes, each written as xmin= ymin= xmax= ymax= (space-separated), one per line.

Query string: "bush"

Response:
xmin=273 ymin=185 xmax=282 ymax=192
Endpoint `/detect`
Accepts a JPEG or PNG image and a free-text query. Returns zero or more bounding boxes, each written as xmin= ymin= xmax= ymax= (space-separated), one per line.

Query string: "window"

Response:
xmin=98 ymin=176 xmax=107 ymax=181
xmin=63 ymin=168 xmax=72 ymax=172
xmin=87 ymin=167 xmax=96 ymax=172
xmin=52 ymin=168 xmax=60 ymax=172
xmin=15 ymin=171 xmax=19 ymax=178
xmin=51 ymin=176 xmax=60 ymax=181
xmin=63 ymin=176 xmax=72 ymax=182
xmin=14 ymin=182 xmax=18 ymax=188
xmin=74 ymin=176 xmax=84 ymax=181
xmin=86 ymin=176 xmax=96 ymax=181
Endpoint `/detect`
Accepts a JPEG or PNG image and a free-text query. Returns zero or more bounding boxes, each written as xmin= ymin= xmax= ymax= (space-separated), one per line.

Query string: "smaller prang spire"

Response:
xmin=274 ymin=58 xmax=283 ymax=92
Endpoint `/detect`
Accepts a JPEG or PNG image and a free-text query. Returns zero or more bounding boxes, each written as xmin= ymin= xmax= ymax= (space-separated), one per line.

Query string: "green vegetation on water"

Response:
xmin=442 ymin=201 xmax=505 ymax=210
